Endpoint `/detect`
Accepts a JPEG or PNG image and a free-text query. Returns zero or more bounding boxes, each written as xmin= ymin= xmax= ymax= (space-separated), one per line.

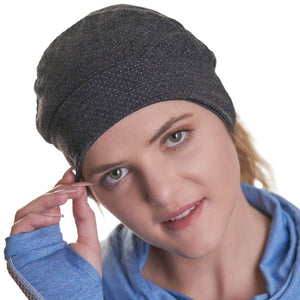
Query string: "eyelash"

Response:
xmin=161 ymin=126 xmax=193 ymax=152
xmin=99 ymin=126 xmax=194 ymax=188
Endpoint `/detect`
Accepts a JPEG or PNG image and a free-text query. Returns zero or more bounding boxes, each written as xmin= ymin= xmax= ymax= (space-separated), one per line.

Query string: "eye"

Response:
xmin=103 ymin=167 xmax=129 ymax=185
xmin=164 ymin=130 xmax=188 ymax=148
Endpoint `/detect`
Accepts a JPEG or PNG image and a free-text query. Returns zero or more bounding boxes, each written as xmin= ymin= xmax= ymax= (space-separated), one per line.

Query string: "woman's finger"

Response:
xmin=14 ymin=167 xmax=79 ymax=222
xmin=55 ymin=166 xmax=76 ymax=186
xmin=72 ymin=188 xmax=100 ymax=253
xmin=42 ymin=206 xmax=61 ymax=216
xmin=11 ymin=212 xmax=63 ymax=235
xmin=55 ymin=166 xmax=99 ymax=250
xmin=69 ymin=188 xmax=102 ymax=275
xmin=57 ymin=167 xmax=99 ymax=248
xmin=14 ymin=188 xmax=78 ymax=222
xmin=59 ymin=167 xmax=102 ymax=273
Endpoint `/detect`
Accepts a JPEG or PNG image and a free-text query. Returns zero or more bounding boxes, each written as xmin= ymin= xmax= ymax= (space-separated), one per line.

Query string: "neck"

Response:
xmin=142 ymin=186 xmax=271 ymax=300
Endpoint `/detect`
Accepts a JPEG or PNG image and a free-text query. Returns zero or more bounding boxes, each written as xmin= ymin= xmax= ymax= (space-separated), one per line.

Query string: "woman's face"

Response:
xmin=82 ymin=100 xmax=241 ymax=258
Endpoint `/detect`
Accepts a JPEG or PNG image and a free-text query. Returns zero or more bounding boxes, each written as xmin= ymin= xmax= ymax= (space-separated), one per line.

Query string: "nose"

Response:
xmin=138 ymin=155 xmax=181 ymax=206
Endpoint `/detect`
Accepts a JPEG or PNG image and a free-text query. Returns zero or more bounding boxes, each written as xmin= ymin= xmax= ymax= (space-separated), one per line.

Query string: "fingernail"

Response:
xmin=71 ymin=182 xmax=93 ymax=187
xmin=63 ymin=166 xmax=75 ymax=178
xmin=53 ymin=189 xmax=78 ymax=194
xmin=42 ymin=212 xmax=64 ymax=218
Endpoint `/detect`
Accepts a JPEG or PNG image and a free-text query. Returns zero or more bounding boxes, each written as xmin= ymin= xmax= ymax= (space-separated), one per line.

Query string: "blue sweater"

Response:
xmin=4 ymin=184 xmax=300 ymax=299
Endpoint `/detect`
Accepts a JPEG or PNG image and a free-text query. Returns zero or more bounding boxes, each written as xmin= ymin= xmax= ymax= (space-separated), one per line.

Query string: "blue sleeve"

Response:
xmin=4 ymin=224 xmax=103 ymax=300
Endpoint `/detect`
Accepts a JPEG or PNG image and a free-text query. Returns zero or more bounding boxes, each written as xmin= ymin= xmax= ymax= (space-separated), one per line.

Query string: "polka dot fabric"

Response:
xmin=34 ymin=4 xmax=235 ymax=180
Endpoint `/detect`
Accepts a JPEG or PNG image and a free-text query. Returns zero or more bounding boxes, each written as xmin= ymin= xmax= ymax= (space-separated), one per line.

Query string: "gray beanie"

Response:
xmin=34 ymin=4 xmax=235 ymax=181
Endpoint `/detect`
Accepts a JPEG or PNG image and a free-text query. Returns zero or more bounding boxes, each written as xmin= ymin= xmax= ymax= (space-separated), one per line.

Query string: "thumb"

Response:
xmin=57 ymin=166 xmax=99 ymax=250
xmin=72 ymin=188 xmax=100 ymax=252
xmin=55 ymin=166 xmax=76 ymax=186
xmin=70 ymin=188 xmax=102 ymax=275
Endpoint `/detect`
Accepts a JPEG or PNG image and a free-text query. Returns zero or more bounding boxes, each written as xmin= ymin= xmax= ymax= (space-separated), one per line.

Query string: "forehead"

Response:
xmin=82 ymin=100 xmax=213 ymax=158
xmin=92 ymin=100 xmax=202 ymax=144
xmin=81 ymin=100 xmax=223 ymax=174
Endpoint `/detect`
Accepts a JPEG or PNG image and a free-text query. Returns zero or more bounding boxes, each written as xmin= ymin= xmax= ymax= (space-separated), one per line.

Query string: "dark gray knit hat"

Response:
xmin=34 ymin=4 xmax=235 ymax=181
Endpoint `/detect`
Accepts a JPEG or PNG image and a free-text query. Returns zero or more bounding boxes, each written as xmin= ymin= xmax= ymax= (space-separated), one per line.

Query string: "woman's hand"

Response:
xmin=10 ymin=167 xmax=102 ymax=276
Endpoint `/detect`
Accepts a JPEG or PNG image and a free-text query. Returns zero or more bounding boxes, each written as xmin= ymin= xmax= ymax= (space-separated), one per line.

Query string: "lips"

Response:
xmin=160 ymin=198 xmax=205 ymax=223
xmin=161 ymin=198 xmax=206 ymax=231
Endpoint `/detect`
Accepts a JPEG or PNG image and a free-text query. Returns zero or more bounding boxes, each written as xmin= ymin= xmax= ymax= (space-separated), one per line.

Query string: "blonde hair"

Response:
xmin=230 ymin=115 xmax=275 ymax=191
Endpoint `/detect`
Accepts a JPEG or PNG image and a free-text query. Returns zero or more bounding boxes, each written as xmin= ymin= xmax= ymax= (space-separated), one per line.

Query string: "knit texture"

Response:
xmin=34 ymin=4 xmax=235 ymax=180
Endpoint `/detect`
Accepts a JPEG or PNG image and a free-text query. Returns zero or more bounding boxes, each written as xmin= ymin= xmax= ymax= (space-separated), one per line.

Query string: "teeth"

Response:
xmin=168 ymin=201 xmax=201 ymax=222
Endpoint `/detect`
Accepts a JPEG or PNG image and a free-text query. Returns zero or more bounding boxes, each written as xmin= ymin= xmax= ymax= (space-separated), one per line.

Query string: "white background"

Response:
xmin=1 ymin=0 xmax=299 ymax=298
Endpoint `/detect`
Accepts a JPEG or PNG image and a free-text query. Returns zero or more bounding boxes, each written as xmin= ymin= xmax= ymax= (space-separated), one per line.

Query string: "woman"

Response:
xmin=5 ymin=4 xmax=300 ymax=300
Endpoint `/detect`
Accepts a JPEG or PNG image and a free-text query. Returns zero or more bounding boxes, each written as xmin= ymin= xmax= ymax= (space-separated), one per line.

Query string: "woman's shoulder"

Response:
xmin=101 ymin=223 xmax=148 ymax=260
xmin=241 ymin=183 xmax=300 ymax=219
xmin=242 ymin=183 xmax=300 ymax=298
xmin=100 ymin=224 xmax=151 ymax=296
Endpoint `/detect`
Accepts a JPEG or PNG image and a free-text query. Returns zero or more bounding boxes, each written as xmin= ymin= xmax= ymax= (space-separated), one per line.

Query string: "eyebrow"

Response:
xmin=90 ymin=161 xmax=127 ymax=177
xmin=90 ymin=112 xmax=194 ymax=176
xmin=148 ymin=112 xmax=194 ymax=144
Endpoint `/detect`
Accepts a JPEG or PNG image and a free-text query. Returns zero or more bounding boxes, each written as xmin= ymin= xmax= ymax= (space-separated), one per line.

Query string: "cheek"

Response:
xmin=92 ymin=186 xmax=148 ymax=227
xmin=163 ymin=135 xmax=240 ymax=256
xmin=98 ymin=196 xmax=158 ymax=245
xmin=200 ymin=132 xmax=241 ymax=215
xmin=187 ymin=128 xmax=240 ymax=189
xmin=182 ymin=129 xmax=241 ymax=232
xmin=207 ymin=137 xmax=240 ymax=187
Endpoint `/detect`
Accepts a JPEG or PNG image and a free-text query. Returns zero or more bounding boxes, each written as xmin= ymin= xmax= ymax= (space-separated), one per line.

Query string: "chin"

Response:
xmin=169 ymin=239 xmax=219 ymax=260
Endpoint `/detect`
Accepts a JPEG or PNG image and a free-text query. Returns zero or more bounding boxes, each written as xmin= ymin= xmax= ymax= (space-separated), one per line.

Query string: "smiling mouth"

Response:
xmin=161 ymin=198 xmax=205 ymax=223
xmin=167 ymin=200 xmax=202 ymax=222
xmin=161 ymin=198 xmax=206 ymax=231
